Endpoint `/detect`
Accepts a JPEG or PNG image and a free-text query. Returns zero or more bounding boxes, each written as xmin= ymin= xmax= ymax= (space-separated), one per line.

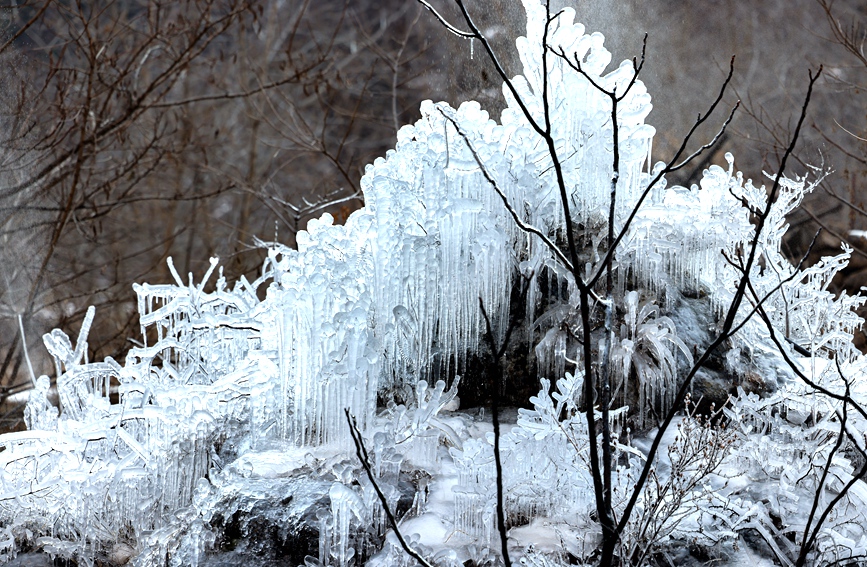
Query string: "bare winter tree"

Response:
xmin=0 ymin=0 xmax=437 ymax=425
xmin=715 ymin=0 xmax=867 ymax=348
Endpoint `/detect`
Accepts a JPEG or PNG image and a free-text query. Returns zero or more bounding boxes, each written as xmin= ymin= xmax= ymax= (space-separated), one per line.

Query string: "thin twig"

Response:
xmin=414 ymin=0 xmax=473 ymax=38
xmin=796 ymin=373 xmax=849 ymax=567
xmin=436 ymin=106 xmax=573 ymax=273
xmin=17 ymin=314 xmax=36 ymax=389
xmin=745 ymin=277 xmax=867 ymax=427
xmin=588 ymin=58 xmax=739 ymax=290
xmin=614 ymin=67 xmax=822 ymax=547
xmin=0 ymin=0 xmax=53 ymax=56
xmin=479 ymin=297 xmax=513 ymax=567
xmin=726 ymin=228 xmax=822 ymax=339
xmin=345 ymin=409 xmax=435 ymax=567
xmin=800 ymin=205 xmax=867 ymax=259
xmin=550 ymin=31 xmax=649 ymax=532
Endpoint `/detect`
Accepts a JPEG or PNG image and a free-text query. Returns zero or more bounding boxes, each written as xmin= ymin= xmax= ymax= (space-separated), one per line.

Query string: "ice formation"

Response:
xmin=1 ymin=1 xmax=866 ymax=566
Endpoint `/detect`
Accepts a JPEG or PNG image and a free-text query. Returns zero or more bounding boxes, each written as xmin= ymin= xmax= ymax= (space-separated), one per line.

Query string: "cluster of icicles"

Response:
xmin=0 ymin=0 xmax=851 ymax=565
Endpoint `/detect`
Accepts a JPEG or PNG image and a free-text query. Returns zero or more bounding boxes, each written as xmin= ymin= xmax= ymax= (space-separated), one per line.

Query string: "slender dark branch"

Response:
xmin=550 ymin=32 xmax=646 ymax=102
xmin=414 ymin=0 xmax=474 ymax=37
xmin=558 ymin=31 xmax=731 ymax=552
xmin=147 ymin=71 xmax=314 ymax=108
xmin=602 ymin=68 xmax=620 ymax=522
xmin=550 ymin=25 xmax=650 ymax=528
xmin=474 ymin=279 xmax=531 ymax=567
xmin=613 ymin=67 xmax=821 ymax=542
xmin=478 ymin=298 xmax=512 ymax=567
xmin=538 ymin=0 xmax=610 ymax=538
xmin=536 ymin=0 xmax=583 ymax=282
xmin=437 ymin=106 xmax=574 ymax=272
xmin=579 ymin=287 xmax=608 ymax=538
xmin=800 ymin=452 xmax=867 ymax=566
xmin=796 ymin=377 xmax=849 ymax=567
xmin=616 ymin=34 xmax=648 ymax=102
xmin=541 ymin=0 xmax=553 ymax=137
xmin=719 ymin=67 xmax=820 ymax=334
xmin=552 ymin=48 xmax=607 ymax=94
xmin=345 ymin=410 xmax=435 ymax=567
xmin=446 ymin=0 xmax=544 ymax=136
xmin=588 ymin=57 xmax=738 ymax=289
xmin=726 ymin=228 xmax=822 ymax=339
xmin=0 ymin=0 xmax=53 ymax=55
xmin=430 ymin=0 xmax=584 ymax=277
xmin=821 ymin=184 xmax=867 ymax=220
xmin=800 ymin=205 xmax=867 ymax=259
xmin=667 ymin=103 xmax=739 ymax=173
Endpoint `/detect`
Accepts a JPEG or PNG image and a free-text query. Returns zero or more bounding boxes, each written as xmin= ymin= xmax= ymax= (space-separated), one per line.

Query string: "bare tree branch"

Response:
xmin=345 ymin=409 xmax=436 ymax=567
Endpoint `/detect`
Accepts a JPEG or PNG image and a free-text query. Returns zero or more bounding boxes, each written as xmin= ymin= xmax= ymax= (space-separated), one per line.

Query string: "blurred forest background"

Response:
xmin=0 ymin=0 xmax=863 ymax=429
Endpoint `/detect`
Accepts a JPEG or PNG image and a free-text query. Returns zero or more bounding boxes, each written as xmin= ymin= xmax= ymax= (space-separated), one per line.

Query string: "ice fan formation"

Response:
xmin=2 ymin=1 xmax=867 ymax=565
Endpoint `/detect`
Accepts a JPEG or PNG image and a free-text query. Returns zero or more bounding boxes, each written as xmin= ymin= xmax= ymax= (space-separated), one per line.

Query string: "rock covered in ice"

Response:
xmin=0 ymin=1 xmax=864 ymax=566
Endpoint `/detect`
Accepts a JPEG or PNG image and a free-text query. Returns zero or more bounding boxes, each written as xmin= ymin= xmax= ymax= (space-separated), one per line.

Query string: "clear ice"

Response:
xmin=2 ymin=1 xmax=867 ymax=565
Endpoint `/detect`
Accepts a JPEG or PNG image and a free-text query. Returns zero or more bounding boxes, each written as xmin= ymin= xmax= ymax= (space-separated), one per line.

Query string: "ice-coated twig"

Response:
xmin=345 ymin=409 xmax=435 ymax=567
xmin=166 ymin=256 xmax=185 ymax=288
xmin=17 ymin=314 xmax=36 ymax=388
xmin=413 ymin=0 xmax=473 ymax=38
xmin=73 ymin=306 xmax=95 ymax=367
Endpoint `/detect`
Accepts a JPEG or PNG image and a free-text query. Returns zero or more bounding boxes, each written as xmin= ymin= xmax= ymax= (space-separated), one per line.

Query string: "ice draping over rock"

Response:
xmin=1 ymin=1 xmax=866 ymax=566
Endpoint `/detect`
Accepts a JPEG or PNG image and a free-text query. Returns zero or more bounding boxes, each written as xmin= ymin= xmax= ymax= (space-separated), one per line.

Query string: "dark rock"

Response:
xmin=668 ymin=292 xmax=791 ymax=414
xmin=202 ymin=467 xmax=418 ymax=566
xmin=207 ymin=474 xmax=332 ymax=564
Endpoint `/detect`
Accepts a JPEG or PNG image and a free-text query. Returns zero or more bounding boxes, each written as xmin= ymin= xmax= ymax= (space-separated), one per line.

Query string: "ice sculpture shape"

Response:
xmin=0 ymin=1 xmax=864 ymax=566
